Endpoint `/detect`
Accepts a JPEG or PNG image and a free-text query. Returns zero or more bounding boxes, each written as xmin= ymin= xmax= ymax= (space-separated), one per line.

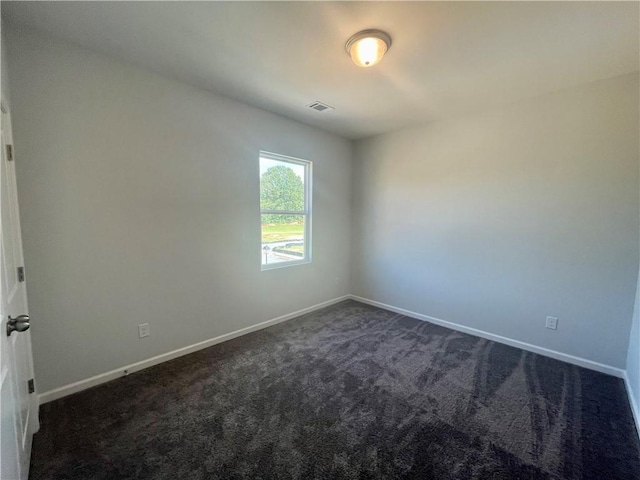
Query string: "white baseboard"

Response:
xmin=349 ymin=295 xmax=626 ymax=379
xmin=624 ymin=372 xmax=640 ymax=439
xmin=38 ymin=295 xmax=351 ymax=404
xmin=39 ymin=293 xmax=630 ymax=405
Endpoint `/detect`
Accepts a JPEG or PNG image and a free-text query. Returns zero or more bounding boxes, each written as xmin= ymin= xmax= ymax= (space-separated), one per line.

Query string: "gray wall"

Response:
xmin=628 ymin=274 xmax=640 ymax=418
xmin=629 ymin=112 xmax=640 ymax=419
xmin=1 ymin=25 xmax=10 ymax=105
xmin=6 ymin=23 xmax=640 ymax=394
xmin=6 ymin=26 xmax=352 ymax=393
xmin=628 ymin=165 xmax=640 ymax=418
xmin=352 ymin=73 xmax=639 ymax=369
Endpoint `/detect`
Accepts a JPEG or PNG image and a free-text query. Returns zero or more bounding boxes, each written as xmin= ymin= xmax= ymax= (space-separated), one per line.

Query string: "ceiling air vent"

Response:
xmin=307 ymin=101 xmax=334 ymax=112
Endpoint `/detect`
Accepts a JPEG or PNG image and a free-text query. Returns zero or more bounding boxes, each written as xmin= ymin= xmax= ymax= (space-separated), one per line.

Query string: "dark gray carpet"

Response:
xmin=30 ymin=300 xmax=640 ymax=479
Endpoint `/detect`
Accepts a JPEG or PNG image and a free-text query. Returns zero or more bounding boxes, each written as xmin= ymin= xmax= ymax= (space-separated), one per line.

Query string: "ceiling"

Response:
xmin=3 ymin=1 xmax=639 ymax=140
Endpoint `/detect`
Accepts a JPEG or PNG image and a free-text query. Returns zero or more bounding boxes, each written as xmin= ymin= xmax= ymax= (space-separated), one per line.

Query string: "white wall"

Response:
xmin=352 ymin=73 xmax=640 ymax=369
xmin=6 ymin=26 xmax=352 ymax=394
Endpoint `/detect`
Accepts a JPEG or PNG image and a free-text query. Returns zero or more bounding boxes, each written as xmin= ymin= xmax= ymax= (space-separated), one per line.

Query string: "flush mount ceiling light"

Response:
xmin=345 ymin=29 xmax=392 ymax=67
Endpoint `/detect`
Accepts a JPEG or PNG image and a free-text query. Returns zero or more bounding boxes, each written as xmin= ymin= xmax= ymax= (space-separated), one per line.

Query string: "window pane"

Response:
xmin=260 ymin=157 xmax=305 ymax=212
xmin=261 ymin=215 xmax=305 ymax=266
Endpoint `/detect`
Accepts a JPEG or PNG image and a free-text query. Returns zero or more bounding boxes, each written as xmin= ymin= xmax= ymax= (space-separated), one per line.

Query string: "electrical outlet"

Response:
xmin=138 ymin=323 xmax=150 ymax=338
xmin=545 ymin=316 xmax=558 ymax=330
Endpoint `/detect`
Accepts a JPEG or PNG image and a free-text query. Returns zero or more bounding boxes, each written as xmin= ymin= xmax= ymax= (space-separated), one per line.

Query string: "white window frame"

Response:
xmin=260 ymin=151 xmax=312 ymax=270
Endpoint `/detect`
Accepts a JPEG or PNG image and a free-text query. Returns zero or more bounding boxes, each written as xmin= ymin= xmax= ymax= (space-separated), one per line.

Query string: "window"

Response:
xmin=260 ymin=151 xmax=312 ymax=269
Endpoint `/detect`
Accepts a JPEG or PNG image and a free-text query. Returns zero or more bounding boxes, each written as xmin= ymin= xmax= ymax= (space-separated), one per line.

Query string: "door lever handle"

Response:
xmin=7 ymin=315 xmax=30 ymax=336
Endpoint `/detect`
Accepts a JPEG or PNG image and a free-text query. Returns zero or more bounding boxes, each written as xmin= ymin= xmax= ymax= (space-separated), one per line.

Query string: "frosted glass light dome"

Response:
xmin=346 ymin=29 xmax=392 ymax=67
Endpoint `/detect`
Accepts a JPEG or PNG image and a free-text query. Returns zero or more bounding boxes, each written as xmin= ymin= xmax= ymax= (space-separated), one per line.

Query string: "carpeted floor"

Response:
xmin=31 ymin=300 xmax=640 ymax=479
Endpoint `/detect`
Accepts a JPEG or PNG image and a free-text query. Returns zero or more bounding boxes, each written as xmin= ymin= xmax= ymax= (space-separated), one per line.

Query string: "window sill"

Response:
xmin=261 ymin=258 xmax=311 ymax=271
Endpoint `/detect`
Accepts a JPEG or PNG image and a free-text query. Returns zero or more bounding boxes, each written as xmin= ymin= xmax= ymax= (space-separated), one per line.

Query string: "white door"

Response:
xmin=0 ymin=100 xmax=38 ymax=480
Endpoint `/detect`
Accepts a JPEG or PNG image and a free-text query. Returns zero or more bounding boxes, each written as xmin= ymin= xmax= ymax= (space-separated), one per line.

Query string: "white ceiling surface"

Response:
xmin=3 ymin=2 xmax=639 ymax=140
